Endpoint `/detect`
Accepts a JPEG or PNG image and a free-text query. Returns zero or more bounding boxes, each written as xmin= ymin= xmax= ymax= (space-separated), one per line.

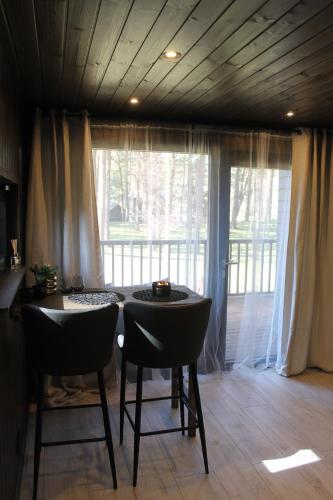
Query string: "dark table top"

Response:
xmin=30 ymin=285 xmax=202 ymax=310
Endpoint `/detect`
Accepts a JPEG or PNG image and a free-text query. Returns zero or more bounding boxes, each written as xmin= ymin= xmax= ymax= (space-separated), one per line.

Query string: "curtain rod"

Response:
xmin=90 ymin=121 xmax=293 ymax=139
xmin=37 ymin=110 xmax=299 ymax=136
xmin=38 ymin=108 xmax=90 ymax=117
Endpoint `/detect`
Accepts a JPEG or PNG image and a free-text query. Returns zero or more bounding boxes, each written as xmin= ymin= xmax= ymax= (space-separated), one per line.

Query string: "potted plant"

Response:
xmin=30 ymin=264 xmax=58 ymax=298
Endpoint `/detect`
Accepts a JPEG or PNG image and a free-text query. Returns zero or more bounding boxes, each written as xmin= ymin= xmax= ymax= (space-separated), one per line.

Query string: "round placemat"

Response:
xmin=132 ymin=289 xmax=188 ymax=302
xmin=67 ymin=291 xmax=125 ymax=305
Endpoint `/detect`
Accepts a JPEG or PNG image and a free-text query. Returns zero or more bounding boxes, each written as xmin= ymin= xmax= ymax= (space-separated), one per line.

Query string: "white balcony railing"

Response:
xmin=100 ymin=238 xmax=277 ymax=295
xmin=227 ymin=238 xmax=277 ymax=295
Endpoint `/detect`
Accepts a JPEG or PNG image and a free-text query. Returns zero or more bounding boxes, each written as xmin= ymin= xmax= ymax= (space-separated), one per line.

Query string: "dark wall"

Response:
xmin=0 ymin=31 xmax=29 ymax=264
xmin=0 ymin=42 xmax=21 ymax=184
xmin=0 ymin=22 xmax=28 ymax=500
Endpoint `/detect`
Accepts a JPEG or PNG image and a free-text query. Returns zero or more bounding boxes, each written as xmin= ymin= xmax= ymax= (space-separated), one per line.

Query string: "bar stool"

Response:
xmin=118 ymin=299 xmax=212 ymax=486
xmin=22 ymin=304 xmax=119 ymax=499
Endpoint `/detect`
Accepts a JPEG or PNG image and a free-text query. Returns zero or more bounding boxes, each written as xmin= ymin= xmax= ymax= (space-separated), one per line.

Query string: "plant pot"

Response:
xmin=33 ymin=284 xmax=46 ymax=299
xmin=45 ymin=274 xmax=57 ymax=294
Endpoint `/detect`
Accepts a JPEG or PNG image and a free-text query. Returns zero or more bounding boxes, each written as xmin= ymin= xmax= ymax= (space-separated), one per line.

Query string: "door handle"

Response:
xmin=225 ymin=260 xmax=239 ymax=266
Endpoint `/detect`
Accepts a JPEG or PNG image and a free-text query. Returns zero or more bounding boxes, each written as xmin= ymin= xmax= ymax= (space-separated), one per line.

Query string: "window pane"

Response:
xmin=93 ymin=149 xmax=208 ymax=292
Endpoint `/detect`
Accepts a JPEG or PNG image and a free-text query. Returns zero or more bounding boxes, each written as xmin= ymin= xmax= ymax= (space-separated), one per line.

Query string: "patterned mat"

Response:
xmin=66 ymin=291 xmax=125 ymax=305
xmin=132 ymin=289 xmax=188 ymax=302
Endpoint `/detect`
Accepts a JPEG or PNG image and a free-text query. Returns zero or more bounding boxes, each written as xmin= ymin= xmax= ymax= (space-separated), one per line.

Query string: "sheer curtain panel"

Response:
xmin=91 ymin=122 xmax=227 ymax=372
xmin=91 ymin=122 xmax=292 ymax=374
xmin=222 ymin=133 xmax=292 ymax=371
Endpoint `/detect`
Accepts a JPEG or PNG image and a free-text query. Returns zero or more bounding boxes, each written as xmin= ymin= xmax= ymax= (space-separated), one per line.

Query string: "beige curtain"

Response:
xmin=26 ymin=109 xmax=103 ymax=288
xmin=278 ymin=129 xmax=333 ymax=376
xmin=26 ymin=109 xmax=107 ymax=403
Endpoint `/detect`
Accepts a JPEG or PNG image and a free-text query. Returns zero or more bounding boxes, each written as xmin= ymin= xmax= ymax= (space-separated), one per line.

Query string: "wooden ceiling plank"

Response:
xmin=165 ymin=72 xmax=333 ymax=124
xmin=291 ymin=74 xmax=333 ymax=102
xmin=207 ymin=20 xmax=333 ymax=113
xmin=245 ymin=91 xmax=333 ymax=128
xmin=184 ymin=5 xmax=333 ymax=115
xmin=35 ymin=0 xmax=68 ymax=105
xmin=198 ymin=30 xmax=333 ymax=119
xmin=230 ymin=66 xmax=333 ymax=120
xmin=207 ymin=78 xmax=333 ymax=124
xmin=139 ymin=0 xmax=269 ymax=108
xmin=222 ymin=84 xmax=330 ymax=129
xmin=241 ymin=74 xmax=333 ymax=120
xmin=212 ymin=98 xmax=333 ymax=126
xmin=1 ymin=0 xmax=42 ymax=101
xmin=78 ymin=0 xmax=133 ymax=107
xmin=109 ymin=0 xmax=199 ymax=111
xmin=61 ymin=0 xmax=101 ymax=106
xmin=295 ymin=106 xmax=333 ymax=126
xmin=210 ymin=42 xmax=333 ymax=119
xmin=231 ymin=45 xmax=333 ymax=104
xmin=286 ymin=89 xmax=333 ymax=116
xmin=167 ymin=0 xmax=333 ymax=111
xmin=118 ymin=0 xmax=236 ymax=108
xmin=92 ymin=0 xmax=166 ymax=109
xmin=301 ymin=101 xmax=333 ymax=118
xmin=145 ymin=0 xmax=301 ymax=110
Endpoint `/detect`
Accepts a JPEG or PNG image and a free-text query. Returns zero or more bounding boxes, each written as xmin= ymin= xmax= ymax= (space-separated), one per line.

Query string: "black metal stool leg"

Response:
xmin=97 ymin=371 xmax=118 ymax=490
xmin=171 ymin=367 xmax=179 ymax=408
xmin=188 ymin=369 xmax=197 ymax=437
xmin=189 ymin=363 xmax=209 ymax=474
xmin=33 ymin=374 xmax=44 ymax=500
xmin=119 ymin=353 xmax=126 ymax=444
xmin=178 ymin=367 xmax=185 ymax=435
xmin=133 ymin=366 xmax=143 ymax=487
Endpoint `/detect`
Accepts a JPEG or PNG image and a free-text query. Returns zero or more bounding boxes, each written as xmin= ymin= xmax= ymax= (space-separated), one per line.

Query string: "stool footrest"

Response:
xmin=41 ymin=436 xmax=106 ymax=447
xmin=140 ymin=425 xmax=198 ymax=437
xmin=125 ymin=395 xmax=179 ymax=404
xmin=125 ymin=393 xmax=197 ymax=419
xmin=124 ymin=394 xmax=199 ymax=437
xmin=43 ymin=403 xmax=102 ymax=412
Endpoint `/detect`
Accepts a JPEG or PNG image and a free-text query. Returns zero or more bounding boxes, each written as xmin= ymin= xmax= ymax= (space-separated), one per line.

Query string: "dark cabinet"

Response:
xmin=0 ymin=269 xmax=28 ymax=500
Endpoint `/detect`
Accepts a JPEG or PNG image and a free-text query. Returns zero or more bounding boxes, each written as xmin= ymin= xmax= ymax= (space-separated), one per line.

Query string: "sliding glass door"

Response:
xmin=92 ymin=135 xmax=291 ymax=372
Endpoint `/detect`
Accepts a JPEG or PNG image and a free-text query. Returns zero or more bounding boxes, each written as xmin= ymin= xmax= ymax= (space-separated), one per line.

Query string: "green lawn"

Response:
xmin=106 ymin=220 xmax=278 ymax=241
xmin=229 ymin=221 xmax=278 ymax=240
xmin=106 ymin=222 xmax=207 ymax=241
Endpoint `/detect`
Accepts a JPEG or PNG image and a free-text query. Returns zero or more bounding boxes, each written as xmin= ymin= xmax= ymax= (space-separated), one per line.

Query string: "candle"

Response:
xmin=152 ymin=280 xmax=171 ymax=297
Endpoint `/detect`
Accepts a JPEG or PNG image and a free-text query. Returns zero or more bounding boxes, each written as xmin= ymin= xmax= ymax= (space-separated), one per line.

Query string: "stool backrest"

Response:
xmin=123 ymin=299 xmax=212 ymax=368
xmin=22 ymin=304 xmax=119 ymax=376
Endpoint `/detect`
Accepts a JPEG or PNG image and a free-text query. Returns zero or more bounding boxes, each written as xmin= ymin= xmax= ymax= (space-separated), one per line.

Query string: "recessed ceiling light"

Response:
xmin=286 ymin=111 xmax=295 ymax=117
xmin=129 ymin=97 xmax=139 ymax=104
xmin=160 ymin=50 xmax=182 ymax=61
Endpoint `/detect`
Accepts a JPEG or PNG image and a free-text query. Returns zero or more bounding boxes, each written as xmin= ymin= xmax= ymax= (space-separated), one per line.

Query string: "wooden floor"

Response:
xmin=19 ymin=368 xmax=333 ymax=499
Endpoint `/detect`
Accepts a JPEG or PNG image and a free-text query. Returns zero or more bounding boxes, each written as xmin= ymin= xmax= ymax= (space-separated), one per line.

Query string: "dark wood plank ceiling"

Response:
xmin=1 ymin=0 xmax=333 ymax=127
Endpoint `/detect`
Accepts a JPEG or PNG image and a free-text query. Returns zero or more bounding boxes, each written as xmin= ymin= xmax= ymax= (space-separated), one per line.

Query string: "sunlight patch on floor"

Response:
xmin=262 ymin=450 xmax=320 ymax=473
